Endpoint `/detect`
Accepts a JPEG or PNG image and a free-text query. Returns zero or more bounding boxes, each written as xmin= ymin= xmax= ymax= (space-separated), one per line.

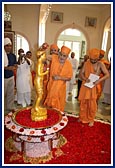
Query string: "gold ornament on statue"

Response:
xmin=31 ymin=43 xmax=49 ymax=121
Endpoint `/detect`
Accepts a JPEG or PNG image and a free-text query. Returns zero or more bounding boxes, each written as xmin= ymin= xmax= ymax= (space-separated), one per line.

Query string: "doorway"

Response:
xmin=57 ymin=28 xmax=87 ymax=62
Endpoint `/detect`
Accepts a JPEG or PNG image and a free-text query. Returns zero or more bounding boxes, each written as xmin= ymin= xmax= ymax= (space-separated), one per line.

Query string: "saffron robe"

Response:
xmin=44 ymin=55 xmax=73 ymax=112
xmin=78 ymin=60 xmax=97 ymax=123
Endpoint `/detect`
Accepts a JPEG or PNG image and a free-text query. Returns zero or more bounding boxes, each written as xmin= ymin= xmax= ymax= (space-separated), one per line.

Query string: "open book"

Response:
xmin=84 ymin=73 xmax=100 ymax=88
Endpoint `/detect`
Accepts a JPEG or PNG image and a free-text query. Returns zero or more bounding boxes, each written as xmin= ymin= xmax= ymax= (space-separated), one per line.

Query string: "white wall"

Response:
xmin=7 ymin=4 xmax=40 ymax=58
xmin=46 ymin=4 xmax=111 ymax=50
xmin=6 ymin=3 xmax=111 ymax=58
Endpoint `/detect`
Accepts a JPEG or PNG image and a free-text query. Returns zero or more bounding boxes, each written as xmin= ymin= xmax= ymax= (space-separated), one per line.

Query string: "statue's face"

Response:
xmin=37 ymin=50 xmax=46 ymax=61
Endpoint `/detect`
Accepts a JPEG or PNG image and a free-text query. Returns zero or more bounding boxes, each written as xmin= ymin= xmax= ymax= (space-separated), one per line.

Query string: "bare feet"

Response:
xmin=88 ymin=122 xmax=94 ymax=127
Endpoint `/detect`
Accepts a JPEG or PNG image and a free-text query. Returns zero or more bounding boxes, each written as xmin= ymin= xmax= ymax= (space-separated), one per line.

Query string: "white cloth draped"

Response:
xmin=4 ymin=50 xmax=8 ymax=67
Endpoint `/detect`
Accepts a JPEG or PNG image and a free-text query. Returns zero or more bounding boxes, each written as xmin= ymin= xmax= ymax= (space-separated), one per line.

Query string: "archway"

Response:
xmin=54 ymin=23 xmax=90 ymax=62
xmin=39 ymin=4 xmax=52 ymax=46
xmin=101 ymin=17 xmax=111 ymax=59
xmin=16 ymin=33 xmax=29 ymax=58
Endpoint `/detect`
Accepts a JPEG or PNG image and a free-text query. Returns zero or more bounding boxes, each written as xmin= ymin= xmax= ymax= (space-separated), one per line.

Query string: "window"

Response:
xmin=39 ymin=23 xmax=45 ymax=46
xmin=57 ymin=40 xmax=80 ymax=61
xmin=101 ymin=31 xmax=108 ymax=51
xmin=57 ymin=28 xmax=85 ymax=61
xmin=61 ymin=29 xmax=81 ymax=36
xmin=16 ymin=34 xmax=29 ymax=58
xmin=108 ymin=48 xmax=111 ymax=62
xmin=72 ymin=42 xmax=81 ymax=61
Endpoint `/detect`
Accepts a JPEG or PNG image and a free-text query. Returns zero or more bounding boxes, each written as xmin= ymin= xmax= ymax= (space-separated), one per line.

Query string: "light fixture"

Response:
xmin=42 ymin=4 xmax=52 ymax=23
xmin=4 ymin=11 xmax=11 ymax=21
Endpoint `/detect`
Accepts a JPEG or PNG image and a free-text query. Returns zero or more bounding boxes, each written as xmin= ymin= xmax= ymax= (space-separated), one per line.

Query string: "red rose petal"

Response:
xmin=30 ymin=130 xmax=35 ymax=134
xmin=60 ymin=122 xmax=64 ymax=126
xmin=19 ymin=128 xmax=24 ymax=132
xmin=40 ymin=136 xmax=45 ymax=142
xmin=11 ymin=125 xmax=16 ymax=129
xmin=53 ymin=127 xmax=58 ymax=131
xmin=6 ymin=121 xmax=11 ymax=124
xmin=27 ymin=136 xmax=32 ymax=141
xmin=41 ymin=129 xmax=46 ymax=134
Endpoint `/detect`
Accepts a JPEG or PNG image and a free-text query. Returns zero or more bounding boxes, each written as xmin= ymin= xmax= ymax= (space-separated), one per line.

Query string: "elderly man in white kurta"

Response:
xmin=102 ymin=68 xmax=111 ymax=105
xmin=66 ymin=52 xmax=79 ymax=100
xmin=16 ymin=54 xmax=32 ymax=107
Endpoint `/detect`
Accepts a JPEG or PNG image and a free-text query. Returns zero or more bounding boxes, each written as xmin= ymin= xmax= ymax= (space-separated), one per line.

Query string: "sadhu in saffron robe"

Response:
xmin=78 ymin=60 xmax=98 ymax=123
xmin=44 ymin=55 xmax=73 ymax=112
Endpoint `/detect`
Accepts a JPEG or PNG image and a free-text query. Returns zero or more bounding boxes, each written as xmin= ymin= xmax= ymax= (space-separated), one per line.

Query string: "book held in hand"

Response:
xmin=84 ymin=73 xmax=100 ymax=88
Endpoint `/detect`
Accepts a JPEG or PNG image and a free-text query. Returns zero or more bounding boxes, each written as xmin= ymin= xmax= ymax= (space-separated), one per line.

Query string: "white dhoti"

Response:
xmin=16 ymin=61 xmax=32 ymax=107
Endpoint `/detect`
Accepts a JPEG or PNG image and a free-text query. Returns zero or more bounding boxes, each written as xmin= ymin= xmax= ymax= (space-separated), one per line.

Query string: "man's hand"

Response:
xmin=52 ymin=75 xmax=61 ymax=80
xmin=93 ymin=80 xmax=99 ymax=85
xmin=5 ymin=66 xmax=17 ymax=71
xmin=85 ymin=78 xmax=90 ymax=83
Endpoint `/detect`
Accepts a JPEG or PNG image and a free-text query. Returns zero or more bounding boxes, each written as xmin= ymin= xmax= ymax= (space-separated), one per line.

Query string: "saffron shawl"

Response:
xmin=44 ymin=55 xmax=73 ymax=111
xmin=78 ymin=60 xmax=97 ymax=100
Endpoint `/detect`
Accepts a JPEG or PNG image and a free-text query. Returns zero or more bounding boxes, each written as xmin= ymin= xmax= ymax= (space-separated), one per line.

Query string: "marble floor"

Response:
xmin=4 ymin=84 xmax=111 ymax=124
xmin=64 ymin=84 xmax=111 ymax=123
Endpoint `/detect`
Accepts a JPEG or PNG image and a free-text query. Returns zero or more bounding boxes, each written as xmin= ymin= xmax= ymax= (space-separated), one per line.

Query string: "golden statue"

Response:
xmin=31 ymin=43 xmax=49 ymax=121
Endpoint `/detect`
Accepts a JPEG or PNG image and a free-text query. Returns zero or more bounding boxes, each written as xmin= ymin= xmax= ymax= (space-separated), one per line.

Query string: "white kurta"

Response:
xmin=4 ymin=50 xmax=8 ymax=67
xmin=16 ymin=60 xmax=32 ymax=107
xmin=16 ymin=61 xmax=31 ymax=93
xmin=69 ymin=58 xmax=79 ymax=84
xmin=102 ymin=70 xmax=111 ymax=104
xmin=66 ymin=58 xmax=79 ymax=100
xmin=103 ymin=71 xmax=111 ymax=94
